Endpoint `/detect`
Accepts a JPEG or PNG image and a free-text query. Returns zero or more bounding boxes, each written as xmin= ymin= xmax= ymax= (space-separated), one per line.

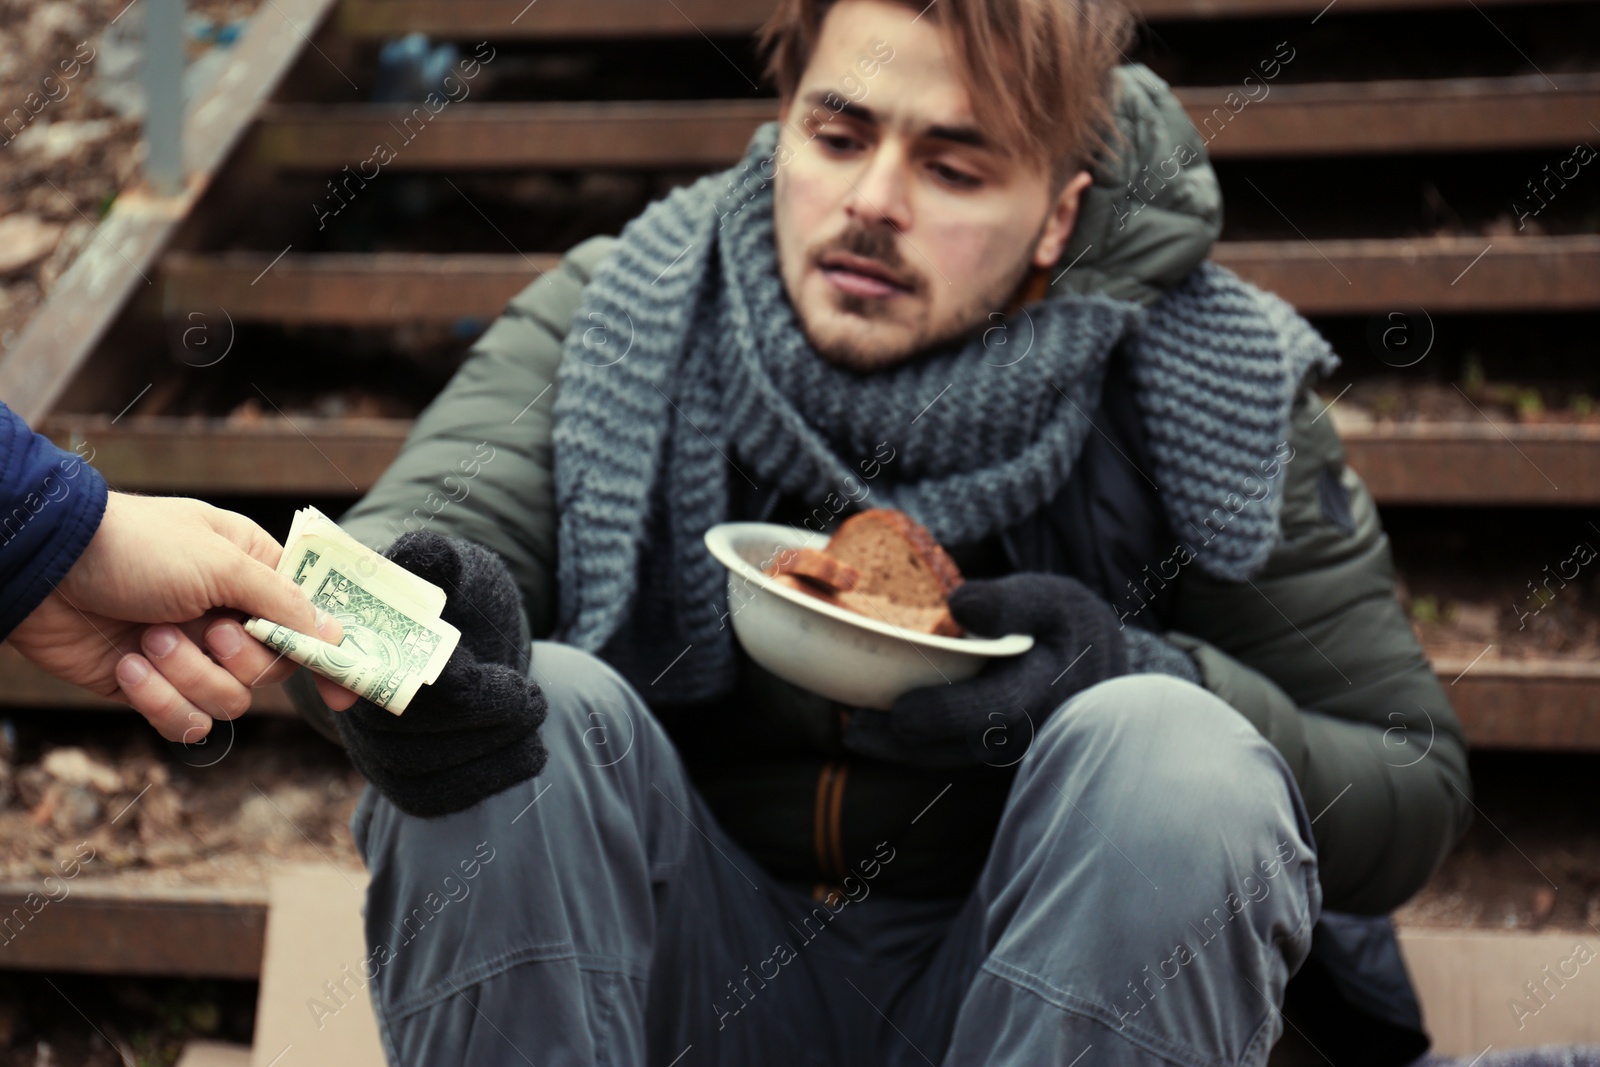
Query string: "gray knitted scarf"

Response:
xmin=551 ymin=121 xmax=1339 ymax=704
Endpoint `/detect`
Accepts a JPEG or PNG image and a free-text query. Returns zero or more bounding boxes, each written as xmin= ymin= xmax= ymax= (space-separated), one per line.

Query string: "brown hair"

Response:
xmin=757 ymin=0 xmax=1135 ymax=189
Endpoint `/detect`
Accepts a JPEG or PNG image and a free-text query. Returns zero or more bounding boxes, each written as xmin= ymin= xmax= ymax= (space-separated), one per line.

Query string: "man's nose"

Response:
xmin=842 ymin=141 xmax=913 ymax=233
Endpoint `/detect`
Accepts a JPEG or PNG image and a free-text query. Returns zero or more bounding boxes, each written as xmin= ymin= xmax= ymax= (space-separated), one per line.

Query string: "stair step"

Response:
xmin=158 ymin=237 xmax=1600 ymax=330
xmin=3 ymin=611 xmax=1596 ymax=750
xmin=249 ymin=99 xmax=777 ymax=170
xmin=1339 ymin=421 xmax=1600 ymax=506
xmin=334 ymin=0 xmax=1586 ymax=38
xmin=0 ymin=646 xmax=298 ymax=715
xmin=1216 ymin=235 xmax=1600 ymax=313
xmin=0 ymin=879 xmax=269 ymax=979
xmin=162 ymin=252 xmax=558 ymax=325
xmin=246 ymin=76 xmax=1600 ymax=170
xmin=1433 ymin=654 xmax=1600 ymax=751
xmin=37 ymin=411 xmax=1600 ymax=504
xmin=40 ymin=415 xmax=413 ymax=496
xmin=1182 ymin=72 xmax=1600 ymax=157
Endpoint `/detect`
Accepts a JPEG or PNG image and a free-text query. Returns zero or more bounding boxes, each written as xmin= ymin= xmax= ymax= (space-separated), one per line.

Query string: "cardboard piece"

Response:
xmin=1398 ymin=927 xmax=1600 ymax=1055
xmin=251 ymin=864 xmax=386 ymax=1067
xmin=176 ymin=1042 xmax=251 ymax=1067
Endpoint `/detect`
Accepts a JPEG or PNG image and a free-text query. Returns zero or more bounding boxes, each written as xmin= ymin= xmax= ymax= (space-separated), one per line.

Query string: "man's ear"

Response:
xmin=1031 ymin=169 xmax=1095 ymax=270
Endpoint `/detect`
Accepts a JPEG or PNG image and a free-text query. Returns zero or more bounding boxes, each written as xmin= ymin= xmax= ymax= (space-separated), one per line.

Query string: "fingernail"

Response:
xmin=317 ymin=609 xmax=342 ymax=642
xmin=206 ymin=621 xmax=243 ymax=658
xmin=145 ymin=626 xmax=179 ymax=659
xmin=117 ymin=656 xmax=149 ymax=686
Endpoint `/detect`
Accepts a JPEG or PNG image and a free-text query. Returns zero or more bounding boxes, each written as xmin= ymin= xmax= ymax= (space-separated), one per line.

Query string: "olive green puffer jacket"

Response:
xmin=306 ymin=64 xmax=1472 ymax=914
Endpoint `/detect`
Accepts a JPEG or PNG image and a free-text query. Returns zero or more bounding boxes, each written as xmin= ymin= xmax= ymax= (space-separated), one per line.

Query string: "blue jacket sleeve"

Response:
xmin=0 ymin=400 xmax=108 ymax=640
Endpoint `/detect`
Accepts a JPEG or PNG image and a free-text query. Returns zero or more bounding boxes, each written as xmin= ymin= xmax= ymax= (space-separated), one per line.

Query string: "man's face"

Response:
xmin=773 ymin=0 xmax=1093 ymax=372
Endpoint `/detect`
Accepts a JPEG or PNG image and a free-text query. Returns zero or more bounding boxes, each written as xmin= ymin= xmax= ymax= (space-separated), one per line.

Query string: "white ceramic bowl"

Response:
xmin=703 ymin=522 xmax=1034 ymax=710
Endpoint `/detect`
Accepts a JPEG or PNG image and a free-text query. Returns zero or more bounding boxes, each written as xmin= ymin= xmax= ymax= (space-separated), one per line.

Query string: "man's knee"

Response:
xmin=1036 ymin=672 xmax=1275 ymax=786
xmin=929 ymin=687 xmax=1315 ymax=1063
xmin=1022 ymin=671 xmax=1315 ymax=888
xmin=527 ymin=640 xmax=661 ymax=771
xmin=355 ymin=643 xmax=689 ymax=929
xmin=1005 ymin=672 xmax=1320 ymax=986
xmin=528 ymin=639 xmax=635 ymax=707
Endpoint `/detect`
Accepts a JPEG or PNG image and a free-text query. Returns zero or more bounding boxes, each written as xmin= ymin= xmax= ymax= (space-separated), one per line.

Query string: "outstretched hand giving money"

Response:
xmin=8 ymin=492 xmax=346 ymax=741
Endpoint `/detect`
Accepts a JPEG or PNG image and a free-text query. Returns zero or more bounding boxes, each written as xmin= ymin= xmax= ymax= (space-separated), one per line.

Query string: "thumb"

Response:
xmin=217 ymin=550 xmax=342 ymax=643
xmin=947 ymin=576 xmax=1031 ymax=637
xmin=949 ymin=573 xmax=1088 ymax=638
xmin=205 ymin=509 xmax=344 ymax=642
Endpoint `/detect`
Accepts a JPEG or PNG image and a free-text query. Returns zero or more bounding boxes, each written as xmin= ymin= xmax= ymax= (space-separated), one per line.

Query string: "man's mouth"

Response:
xmin=817 ymin=252 xmax=914 ymax=299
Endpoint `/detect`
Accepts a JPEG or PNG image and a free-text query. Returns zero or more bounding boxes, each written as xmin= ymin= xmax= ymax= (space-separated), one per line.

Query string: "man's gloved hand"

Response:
xmin=841 ymin=572 xmax=1129 ymax=768
xmin=330 ymin=531 xmax=549 ymax=817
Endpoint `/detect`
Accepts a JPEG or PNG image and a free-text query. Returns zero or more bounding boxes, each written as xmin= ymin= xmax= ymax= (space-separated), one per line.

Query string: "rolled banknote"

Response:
xmin=244 ymin=507 xmax=460 ymax=714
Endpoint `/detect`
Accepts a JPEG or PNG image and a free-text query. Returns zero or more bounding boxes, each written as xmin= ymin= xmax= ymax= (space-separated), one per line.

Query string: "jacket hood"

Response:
xmin=1050 ymin=63 xmax=1224 ymax=307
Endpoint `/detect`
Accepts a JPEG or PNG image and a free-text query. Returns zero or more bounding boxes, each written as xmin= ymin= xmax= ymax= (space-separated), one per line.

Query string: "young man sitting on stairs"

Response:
xmin=291 ymin=0 xmax=1473 ymax=1061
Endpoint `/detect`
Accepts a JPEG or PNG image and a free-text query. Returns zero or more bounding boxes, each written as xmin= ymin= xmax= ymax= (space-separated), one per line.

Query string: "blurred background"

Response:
xmin=0 ymin=0 xmax=1596 ymax=1061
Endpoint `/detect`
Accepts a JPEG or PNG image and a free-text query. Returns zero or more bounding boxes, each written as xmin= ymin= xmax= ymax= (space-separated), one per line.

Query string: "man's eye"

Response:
xmin=932 ymin=163 xmax=980 ymax=188
xmin=818 ymin=133 xmax=861 ymax=154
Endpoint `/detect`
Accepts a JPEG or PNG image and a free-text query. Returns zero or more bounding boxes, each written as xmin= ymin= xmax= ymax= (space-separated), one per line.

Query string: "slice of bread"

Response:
xmin=825 ymin=510 xmax=964 ymax=608
xmin=769 ymin=546 xmax=863 ymax=593
xmin=770 ymin=572 xmax=961 ymax=635
xmin=763 ymin=509 xmax=965 ymax=637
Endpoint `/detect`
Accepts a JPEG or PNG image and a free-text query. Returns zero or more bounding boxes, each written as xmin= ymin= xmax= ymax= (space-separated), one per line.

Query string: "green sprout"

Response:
xmin=1515 ymin=388 xmax=1544 ymax=420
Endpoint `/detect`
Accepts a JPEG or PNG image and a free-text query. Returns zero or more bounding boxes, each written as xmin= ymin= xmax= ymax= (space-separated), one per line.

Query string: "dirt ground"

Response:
xmin=1397 ymin=749 xmax=1600 ymax=934
xmin=0 ymin=710 xmax=354 ymax=1065
xmin=1398 ymin=565 xmax=1600 ymax=664
xmin=0 ymin=713 xmax=363 ymax=889
xmin=0 ymin=973 xmax=256 ymax=1067
xmin=1339 ymin=375 xmax=1600 ymax=427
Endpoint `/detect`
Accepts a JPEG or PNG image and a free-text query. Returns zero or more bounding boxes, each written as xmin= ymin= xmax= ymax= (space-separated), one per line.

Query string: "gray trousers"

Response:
xmin=350 ymin=641 xmax=1322 ymax=1067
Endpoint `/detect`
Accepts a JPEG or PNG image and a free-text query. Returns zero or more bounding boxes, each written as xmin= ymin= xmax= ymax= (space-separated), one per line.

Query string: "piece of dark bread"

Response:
xmin=825 ymin=510 xmax=963 ymax=607
xmin=769 ymin=546 xmax=863 ymax=593
xmin=763 ymin=509 xmax=965 ymax=637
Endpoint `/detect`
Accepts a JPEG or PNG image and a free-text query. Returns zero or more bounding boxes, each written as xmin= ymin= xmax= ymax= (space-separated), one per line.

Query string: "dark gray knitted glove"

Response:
xmin=842 ymin=572 xmax=1188 ymax=768
xmin=1125 ymin=625 xmax=1204 ymax=684
xmin=332 ymin=531 xmax=548 ymax=817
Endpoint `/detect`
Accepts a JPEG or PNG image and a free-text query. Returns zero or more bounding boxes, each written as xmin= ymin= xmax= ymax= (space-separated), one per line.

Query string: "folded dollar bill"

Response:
xmin=244 ymin=507 xmax=461 ymax=714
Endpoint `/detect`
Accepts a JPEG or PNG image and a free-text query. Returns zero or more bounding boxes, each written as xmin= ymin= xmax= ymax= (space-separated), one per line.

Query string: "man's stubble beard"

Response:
xmin=776 ymin=213 xmax=1044 ymax=374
